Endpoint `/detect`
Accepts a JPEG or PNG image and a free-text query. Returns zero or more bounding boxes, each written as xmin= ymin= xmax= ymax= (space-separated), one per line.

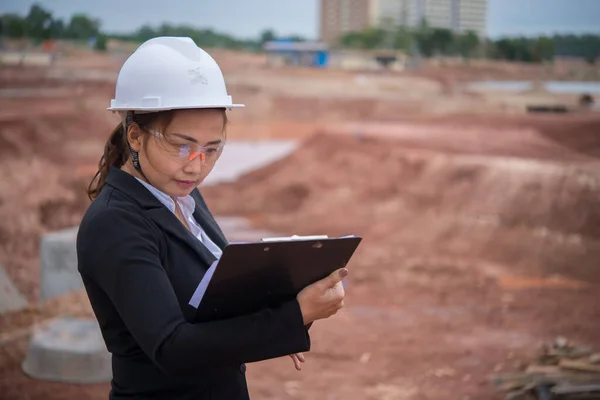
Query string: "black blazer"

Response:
xmin=76 ymin=167 xmax=311 ymax=400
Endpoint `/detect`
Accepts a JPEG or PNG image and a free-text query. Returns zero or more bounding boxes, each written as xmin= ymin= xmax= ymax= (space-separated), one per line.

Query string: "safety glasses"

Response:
xmin=148 ymin=129 xmax=225 ymax=165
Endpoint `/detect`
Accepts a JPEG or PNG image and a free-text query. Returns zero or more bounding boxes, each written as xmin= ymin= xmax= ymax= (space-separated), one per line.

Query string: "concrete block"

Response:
xmin=0 ymin=264 xmax=28 ymax=313
xmin=40 ymin=226 xmax=81 ymax=302
xmin=0 ymin=51 xmax=52 ymax=66
xmin=203 ymin=140 xmax=299 ymax=186
xmin=22 ymin=316 xmax=112 ymax=383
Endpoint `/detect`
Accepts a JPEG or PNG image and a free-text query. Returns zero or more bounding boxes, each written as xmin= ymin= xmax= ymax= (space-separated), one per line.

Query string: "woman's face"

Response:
xmin=129 ymin=109 xmax=226 ymax=197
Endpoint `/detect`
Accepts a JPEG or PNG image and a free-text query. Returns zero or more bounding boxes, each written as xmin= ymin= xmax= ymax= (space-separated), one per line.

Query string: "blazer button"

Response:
xmin=240 ymin=364 xmax=246 ymax=373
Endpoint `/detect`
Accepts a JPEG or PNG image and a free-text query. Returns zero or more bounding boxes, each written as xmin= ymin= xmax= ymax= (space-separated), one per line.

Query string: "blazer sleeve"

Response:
xmin=77 ymin=208 xmax=310 ymax=377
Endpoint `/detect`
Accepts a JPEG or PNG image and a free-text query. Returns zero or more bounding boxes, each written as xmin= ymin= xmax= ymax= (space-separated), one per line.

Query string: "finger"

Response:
xmin=291 ymin=354 xmax=302 ymax=370
xmin=329 ymin=281 xmax=345 ymax=296
xmin=320 ymin=268 xmax=348 ymax=290
xmin=297 ymin=352 xmax=305 ymax=362
xmin=328 ymin=301 xmax=344 ymax=316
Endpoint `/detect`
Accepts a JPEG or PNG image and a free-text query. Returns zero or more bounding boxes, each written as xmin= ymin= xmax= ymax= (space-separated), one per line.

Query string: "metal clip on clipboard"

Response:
xmin=260 ymin=235 xmax=330 ymax=242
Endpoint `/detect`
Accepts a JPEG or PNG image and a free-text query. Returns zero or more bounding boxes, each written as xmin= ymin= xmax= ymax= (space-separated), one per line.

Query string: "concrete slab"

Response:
xmin=0 ymin=87 xmax=75 ymax=99
xmin=0 ymin=264 xmax=28 ymax=314
xmin=22 ymin=316 xmax=112 ymax=383
xmin=47 ymin=68 xmax=118 ymax=82
xmin=202 ymin=140 xmax=299 ymax=186
xmin=39 ymin=226 xmax=81 ymax=302
xmin=0 ymin=51 xmax=53 ymax=67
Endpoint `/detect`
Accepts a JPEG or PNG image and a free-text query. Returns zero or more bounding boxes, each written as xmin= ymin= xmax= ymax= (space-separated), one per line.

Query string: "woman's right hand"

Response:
xmin=296 ymin=268 xmax=348 ymax=325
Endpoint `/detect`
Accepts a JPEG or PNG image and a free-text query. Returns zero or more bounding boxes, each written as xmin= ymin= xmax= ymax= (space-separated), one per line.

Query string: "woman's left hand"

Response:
xmin=289 ymin=352 xmax=305 ymax=370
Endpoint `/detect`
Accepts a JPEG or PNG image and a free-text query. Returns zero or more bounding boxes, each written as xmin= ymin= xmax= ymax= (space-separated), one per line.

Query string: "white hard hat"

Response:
xmin=108 ymin=36 xmax=244 ymax=112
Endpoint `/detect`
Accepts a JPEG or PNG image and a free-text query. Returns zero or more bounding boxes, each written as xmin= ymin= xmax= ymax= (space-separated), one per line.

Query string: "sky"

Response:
xmin=1 ymin=0 xmax=599 ymax=40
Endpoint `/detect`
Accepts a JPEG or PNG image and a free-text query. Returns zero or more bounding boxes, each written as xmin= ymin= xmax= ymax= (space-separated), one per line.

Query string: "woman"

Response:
xmin=76 ymin=36 xmax=347 ymax=400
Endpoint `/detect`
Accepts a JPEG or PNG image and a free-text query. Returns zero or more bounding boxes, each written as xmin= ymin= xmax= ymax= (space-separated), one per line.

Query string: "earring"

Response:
xmin=129 ymin=146 xmax=141 ymax=170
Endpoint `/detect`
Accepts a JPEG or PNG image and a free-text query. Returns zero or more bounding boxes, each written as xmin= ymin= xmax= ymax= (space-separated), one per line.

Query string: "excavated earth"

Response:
xmin=0 ymin=52 xmax=599 ymax=399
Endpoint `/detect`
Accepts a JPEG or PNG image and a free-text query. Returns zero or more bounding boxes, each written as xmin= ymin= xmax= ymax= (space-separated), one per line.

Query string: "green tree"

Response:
xmin=531 ymin=36 xmax=554 ymax=62
xmin=66 ymin=14 xmax=100 ymax=39
xmin=414 ymin=18 xmax=434 ymax=56
xmin=554 ymin=34 xmax=599 ymax=63
xmin=94 ymin=34 xmax=107 ymax=51
xmin=455 ymin=30 xmax=479 ymax=58
xmin=1 ymin=14 xmax=27 ymax=38
xmin=430 ymin=28 xmax=453 ymax=55
xmin=47 ymin=18 xmax=65 ymax=38
xmin=135 ymin=24 xmax=157 ymax=42
xmin=25 ymin=4 xmax=53 ymax=39
xmin=339 ymin=27 xmax=386 ymax=49
xmin=393 ymin=27 xmax=413 ymax=51
xmin=130 ymin=23 xmax=254 ymax=50
xmin=260 ymin=29 xmax=276 ymax=45
xmin=362 ymin=27 xmax=386 ymax=49
xmin=339 ymin=31 xmax=363 ymax=48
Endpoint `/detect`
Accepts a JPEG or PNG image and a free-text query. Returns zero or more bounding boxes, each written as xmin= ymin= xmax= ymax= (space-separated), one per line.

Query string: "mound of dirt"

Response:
xmin=1 ymin=54 xmax=600 ymax=400
xmin=0 ymin=157 xmax=91 ymax=301
xmin=0 ymin=98 xmax=113 ymax=301
xmin=202 ymin=125 xmax=600 ymax=284
xmin=199 ymin=123 xmax=600 ymax=400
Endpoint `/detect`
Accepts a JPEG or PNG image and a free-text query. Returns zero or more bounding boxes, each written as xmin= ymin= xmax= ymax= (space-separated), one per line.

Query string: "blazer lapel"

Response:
xmin=191 ymin=189 xmax=229 ymax=250
xmin=145 ymin=207 xmax=218 ymax=266
xmin=106 ymin=167 xmax=218 ymax=266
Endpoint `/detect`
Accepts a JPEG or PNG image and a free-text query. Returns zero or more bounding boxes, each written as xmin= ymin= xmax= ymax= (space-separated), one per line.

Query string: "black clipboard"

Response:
xmin=189 ymin=235 xmax=362 ymax=322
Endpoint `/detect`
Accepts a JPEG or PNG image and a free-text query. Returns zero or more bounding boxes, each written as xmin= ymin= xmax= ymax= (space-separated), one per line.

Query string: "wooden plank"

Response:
xmin=552 ymin=383 xmax=600 ymax=395
xmin=560 ymin=359 xmax=600 ymax=374
xmin=490 ymin=373 xmax=533 ymax=391
xmin=525 ymin=365 xmax=561 ymax=374
xmin=589 ymin=354 xmax=600 ymax=364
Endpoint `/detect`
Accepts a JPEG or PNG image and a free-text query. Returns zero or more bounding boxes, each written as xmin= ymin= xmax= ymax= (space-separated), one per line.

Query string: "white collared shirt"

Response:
xmin=135 ymin=177 xmax=223 ymax=259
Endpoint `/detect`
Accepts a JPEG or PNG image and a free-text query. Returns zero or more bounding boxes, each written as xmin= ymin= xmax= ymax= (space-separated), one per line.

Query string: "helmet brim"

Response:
xmin=107 ymin=104 xmax=245 ymax=112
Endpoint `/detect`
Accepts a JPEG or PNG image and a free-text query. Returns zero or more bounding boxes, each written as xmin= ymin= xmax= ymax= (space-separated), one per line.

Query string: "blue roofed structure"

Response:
xmin=263 ymin=39 xmax=330 ymax=68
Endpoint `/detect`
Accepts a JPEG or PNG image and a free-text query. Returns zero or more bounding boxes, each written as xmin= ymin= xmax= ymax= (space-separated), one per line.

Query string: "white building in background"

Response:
xmin=452 ymin=0 xmax=487 ymax=37
xmin=369 ymin=0 xmax=417 ymax=27
xmin=421 ymin=0 xmax=454 ymax=30
xmin=367 ymin=0 xmax=487 ymax=37
xmin=319 ymin=0 xmax=487 ymax=43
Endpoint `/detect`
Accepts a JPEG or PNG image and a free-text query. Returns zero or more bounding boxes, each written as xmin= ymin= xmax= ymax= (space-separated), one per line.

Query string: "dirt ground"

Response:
xmin=0 ymin=47 xmax=599 ymax=399
xmin=201 ymin=118 xmax=600 ymax=400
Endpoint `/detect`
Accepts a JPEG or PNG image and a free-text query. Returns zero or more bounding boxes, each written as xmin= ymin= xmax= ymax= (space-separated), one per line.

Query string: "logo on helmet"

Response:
xmin=188 ymin=67 xmax=208 ymax=85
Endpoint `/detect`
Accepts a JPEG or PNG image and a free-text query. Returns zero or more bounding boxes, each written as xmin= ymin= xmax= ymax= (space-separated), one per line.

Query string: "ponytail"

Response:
xmin=86 ymin=122 xmax=130 ymax=200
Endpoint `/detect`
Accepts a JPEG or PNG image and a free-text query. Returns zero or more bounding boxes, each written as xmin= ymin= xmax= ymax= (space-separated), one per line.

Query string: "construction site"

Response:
xmin=0 ymin=42 xmax=599 ymax=400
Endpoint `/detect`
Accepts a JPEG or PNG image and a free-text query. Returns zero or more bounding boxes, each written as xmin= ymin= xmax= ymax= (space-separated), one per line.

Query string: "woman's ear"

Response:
xmin=127 ymin=123 xmax=143 ymax=152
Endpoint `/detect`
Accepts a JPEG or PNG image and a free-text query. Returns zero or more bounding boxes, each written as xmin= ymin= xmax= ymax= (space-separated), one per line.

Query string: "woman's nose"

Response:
xmin=188 ymin=151 xmax=206 ymax=164
xmin=183 ymin=153 xmax=205 ymax=174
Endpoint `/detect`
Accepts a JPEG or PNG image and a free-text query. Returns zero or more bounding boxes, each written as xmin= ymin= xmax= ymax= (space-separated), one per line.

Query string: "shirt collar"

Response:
xmin=134 ymin=177 xmax=196 ymax=217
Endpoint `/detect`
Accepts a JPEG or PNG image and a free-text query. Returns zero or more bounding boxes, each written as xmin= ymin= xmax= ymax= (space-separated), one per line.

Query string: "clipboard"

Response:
xmin=189 ymin=235 xmax=362 ymax=322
